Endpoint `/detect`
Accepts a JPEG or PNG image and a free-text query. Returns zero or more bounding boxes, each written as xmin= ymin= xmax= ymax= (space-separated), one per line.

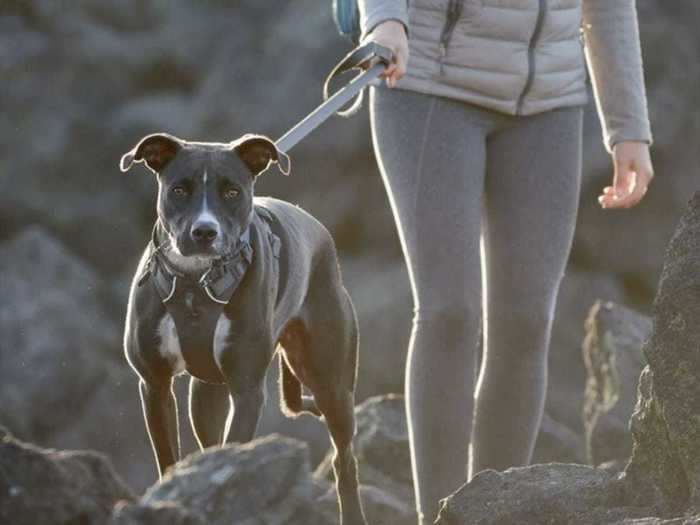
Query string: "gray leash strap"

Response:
xmin=275 ymin=43 xmax=393 ymax=154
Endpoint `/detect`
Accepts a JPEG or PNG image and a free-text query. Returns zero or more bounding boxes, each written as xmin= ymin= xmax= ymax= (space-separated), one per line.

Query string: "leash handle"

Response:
xmin=275 ymin=43 xmax=393 ymax=154
xmin=322 ymin=42 xmax=393 ymax=117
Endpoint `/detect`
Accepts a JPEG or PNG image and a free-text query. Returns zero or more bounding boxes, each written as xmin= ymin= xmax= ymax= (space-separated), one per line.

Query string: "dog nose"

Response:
xmin=191 ymin=221 xmax=219 ymax=244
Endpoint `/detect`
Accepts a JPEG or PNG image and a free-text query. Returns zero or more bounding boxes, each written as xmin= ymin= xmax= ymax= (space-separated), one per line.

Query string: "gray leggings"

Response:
xmin=368 ymin=86 xmax=583 ymax=524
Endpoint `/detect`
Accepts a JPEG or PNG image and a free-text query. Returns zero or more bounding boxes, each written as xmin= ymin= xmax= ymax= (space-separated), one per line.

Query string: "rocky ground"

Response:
xmin=1 ymin=1 xmax=700 ymax=524
xmin=3 ymin=191 xmax=700 ymax=524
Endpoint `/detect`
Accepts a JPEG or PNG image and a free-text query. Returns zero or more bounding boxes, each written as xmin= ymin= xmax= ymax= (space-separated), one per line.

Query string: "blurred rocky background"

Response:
xmin=1 ymin=0 xmax=698 ymax=514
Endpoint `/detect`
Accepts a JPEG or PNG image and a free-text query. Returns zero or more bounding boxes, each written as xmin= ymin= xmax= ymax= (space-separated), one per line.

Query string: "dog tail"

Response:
xmin=279 ymin=354 xmax=321 ymax=418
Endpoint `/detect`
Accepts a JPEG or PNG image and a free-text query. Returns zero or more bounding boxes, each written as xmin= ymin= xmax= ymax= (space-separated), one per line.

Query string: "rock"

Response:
xmin=0 ymin=227 xmax=154 ymax=491
xmin=316 ymin=394 xmax=414 ymax=505
xmin=0 ymin=428 xmax=133 ymax=525
xmin=142 ymin=434 xmax=332 ymax=525
xmin=434 ymin=464 xmax=646 ymax=525
xmin=622 ymin=194 xmax=700 ymax=513
xmin=583 ymin=301 xmax=652 ymax=466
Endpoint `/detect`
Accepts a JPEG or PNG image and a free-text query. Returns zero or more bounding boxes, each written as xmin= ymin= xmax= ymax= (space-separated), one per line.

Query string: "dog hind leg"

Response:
xmin=188 ymin=377 xmax=231 ymax=449
xmin=305 ymin=290 xmax=367 ymax=525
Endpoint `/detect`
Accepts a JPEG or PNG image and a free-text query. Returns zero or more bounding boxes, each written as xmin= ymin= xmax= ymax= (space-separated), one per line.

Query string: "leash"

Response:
xmin=275 ymin=42 xmax=393 ymax=154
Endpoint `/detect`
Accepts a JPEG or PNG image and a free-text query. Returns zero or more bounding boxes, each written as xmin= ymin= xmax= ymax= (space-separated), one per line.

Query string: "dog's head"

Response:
xmin=120 ymin=133 xmax=290 ymax=258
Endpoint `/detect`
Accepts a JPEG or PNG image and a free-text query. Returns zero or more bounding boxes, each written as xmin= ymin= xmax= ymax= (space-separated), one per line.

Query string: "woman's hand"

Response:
xmin=364 ymin=20 xmax=409 ymax=88
xmin=598 ymin=141 xmax=654 ymax=209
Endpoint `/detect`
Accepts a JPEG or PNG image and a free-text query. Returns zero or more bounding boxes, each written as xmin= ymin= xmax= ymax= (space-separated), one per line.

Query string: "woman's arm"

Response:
xmin=582 ymin=0 xmax=655 ymax=209
xmin=582 ymin=0 xmax=652 ymax=151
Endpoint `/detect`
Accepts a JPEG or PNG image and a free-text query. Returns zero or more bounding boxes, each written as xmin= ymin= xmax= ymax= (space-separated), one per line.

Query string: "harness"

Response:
xmin=137 ymin=208 xmax=281 ymax=377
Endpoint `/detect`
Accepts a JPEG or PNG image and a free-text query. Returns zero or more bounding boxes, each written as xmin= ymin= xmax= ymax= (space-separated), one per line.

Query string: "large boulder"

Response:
xmin=0 ymin=427 xmax=133 ymax=525
xmin=0 ymin=227 xmax=153 ymax=490
xmin=622 ymin=192 xmax=700 ymax=513
xmin=582 ymin=301 xmax=651 ymax=466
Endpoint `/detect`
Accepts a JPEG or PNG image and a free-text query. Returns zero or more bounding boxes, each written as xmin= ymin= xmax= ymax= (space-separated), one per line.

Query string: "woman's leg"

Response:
xmin=470 ymin=106 xmax=584 ymax=477
xmin=369 ymin=86 xmax=488 ymax=524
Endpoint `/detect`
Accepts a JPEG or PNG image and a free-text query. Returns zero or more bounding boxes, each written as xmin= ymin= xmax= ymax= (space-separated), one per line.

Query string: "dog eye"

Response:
xmin=172 ymin=186 xmax=188 ymax=197
xmin=224 ymin=188 xmax=239 ymax=200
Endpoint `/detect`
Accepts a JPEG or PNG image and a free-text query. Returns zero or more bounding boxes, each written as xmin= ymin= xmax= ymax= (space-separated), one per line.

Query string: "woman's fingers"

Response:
xmin=380 ymin=62 xmax=397 ymax=79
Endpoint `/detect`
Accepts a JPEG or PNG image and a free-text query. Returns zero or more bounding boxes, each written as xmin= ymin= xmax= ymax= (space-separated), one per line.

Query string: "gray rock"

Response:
xmin=143 ymin=434 xmax=331 ymax=525
xmin=434 ymin=464 xmax=645 ymax=525
xmin=582 ymin=301 xmax=651 ymax=466
xmin=0 ymin=428 xmax=133 ymax=525
xmin=622 ymin=194 xmax=700 ymax=512
xmin=0 ymin=227 xmax=154 ymax=491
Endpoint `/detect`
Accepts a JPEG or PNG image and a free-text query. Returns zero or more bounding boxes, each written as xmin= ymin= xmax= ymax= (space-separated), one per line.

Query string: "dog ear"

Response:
xmin=120 ymin=133 xmax=184 ymax=174
xmin=233 ymin=134 xmax=290 ymax=177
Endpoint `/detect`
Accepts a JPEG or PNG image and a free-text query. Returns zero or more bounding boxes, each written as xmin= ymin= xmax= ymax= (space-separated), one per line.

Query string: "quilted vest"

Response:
xmin=398 ymin=0 xmax=589 ymax=115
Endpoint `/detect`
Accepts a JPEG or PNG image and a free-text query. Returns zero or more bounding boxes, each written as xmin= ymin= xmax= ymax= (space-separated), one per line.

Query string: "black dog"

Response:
xmin=120 ymin=133 xmax=367 ymax=524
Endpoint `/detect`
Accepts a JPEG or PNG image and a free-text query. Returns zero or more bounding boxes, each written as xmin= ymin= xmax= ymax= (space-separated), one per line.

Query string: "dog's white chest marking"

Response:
xmin=213 ymin=314 xmax=232 ymax=356
xmin=157 ymin=314 xmax=186 ymax=374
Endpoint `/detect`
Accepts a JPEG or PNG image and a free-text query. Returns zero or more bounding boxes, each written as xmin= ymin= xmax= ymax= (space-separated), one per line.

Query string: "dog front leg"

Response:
xmin=226 ymin=387 xmax=266 ymax=444
xmin=216 ymin=334 xmax=273 ymax=444
xmin=139 ymin=378 xmax=180 ymax=477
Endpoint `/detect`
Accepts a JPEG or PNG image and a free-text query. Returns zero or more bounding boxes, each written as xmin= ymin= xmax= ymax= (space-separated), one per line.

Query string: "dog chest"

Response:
xmin=159 ymin=281 xmax=229 ymax=383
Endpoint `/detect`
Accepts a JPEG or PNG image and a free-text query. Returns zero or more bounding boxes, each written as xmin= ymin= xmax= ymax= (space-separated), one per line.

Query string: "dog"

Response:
xmin=120 ymin=132 xmax=367 ymax=525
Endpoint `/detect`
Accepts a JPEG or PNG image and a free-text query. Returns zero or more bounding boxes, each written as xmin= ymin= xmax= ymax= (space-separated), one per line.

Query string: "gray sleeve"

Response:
xmin=582 ymin=0 xmax=653 ymax=153
xmin=357 ymin=0 xmax=409 ymax=39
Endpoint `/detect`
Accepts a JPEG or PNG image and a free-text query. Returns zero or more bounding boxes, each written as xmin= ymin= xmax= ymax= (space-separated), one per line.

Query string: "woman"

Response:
xmin=356 ymin=0 xmax=654 ymax=523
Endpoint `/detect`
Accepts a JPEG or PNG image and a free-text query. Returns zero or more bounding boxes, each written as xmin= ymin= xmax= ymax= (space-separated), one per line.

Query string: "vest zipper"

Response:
xmin=515 ymin=0 xmax=547 ymax=115
xmin=438 ymin=0 xmax=464 ymax=74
